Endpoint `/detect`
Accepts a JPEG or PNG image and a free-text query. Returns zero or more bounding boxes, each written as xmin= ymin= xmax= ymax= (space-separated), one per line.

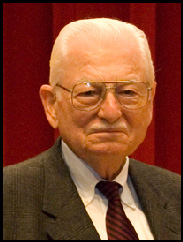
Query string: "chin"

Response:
xmin=84 ymin=141 xmax=132 ymax=157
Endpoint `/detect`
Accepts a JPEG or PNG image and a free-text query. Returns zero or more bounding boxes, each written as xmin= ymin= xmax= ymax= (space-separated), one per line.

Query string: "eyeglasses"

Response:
xmin=55 ymin=81 xmax=152 ymax=111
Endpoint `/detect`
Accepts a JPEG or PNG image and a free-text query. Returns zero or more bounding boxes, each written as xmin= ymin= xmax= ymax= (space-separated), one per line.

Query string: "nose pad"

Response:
xmin=97 ymin=92 xmax=123 ymax=123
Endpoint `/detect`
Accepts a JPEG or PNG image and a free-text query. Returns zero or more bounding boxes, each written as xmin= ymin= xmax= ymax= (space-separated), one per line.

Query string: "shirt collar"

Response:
xmin=62 ymin=141 xmax=133 ymax=207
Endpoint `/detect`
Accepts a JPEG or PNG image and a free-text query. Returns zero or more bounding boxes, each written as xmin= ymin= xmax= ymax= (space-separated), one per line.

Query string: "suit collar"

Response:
xmin=42 ymin=137 xmax=100 ymax=240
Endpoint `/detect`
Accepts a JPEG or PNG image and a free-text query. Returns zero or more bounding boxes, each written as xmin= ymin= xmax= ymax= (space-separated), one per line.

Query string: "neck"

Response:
xmin=62 ymin=141 xmax=127 ymax=180
xmin=82 ymin=154 xmax=127 ymax=180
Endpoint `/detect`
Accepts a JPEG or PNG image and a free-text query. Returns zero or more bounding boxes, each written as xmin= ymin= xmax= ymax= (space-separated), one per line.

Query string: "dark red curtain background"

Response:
xmin=3 ymin=3 xmax=181 ymax=174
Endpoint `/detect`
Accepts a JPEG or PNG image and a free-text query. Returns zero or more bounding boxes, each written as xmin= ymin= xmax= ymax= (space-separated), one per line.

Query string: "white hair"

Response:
xmin=49 ymin=18 xmax=155 ymax=88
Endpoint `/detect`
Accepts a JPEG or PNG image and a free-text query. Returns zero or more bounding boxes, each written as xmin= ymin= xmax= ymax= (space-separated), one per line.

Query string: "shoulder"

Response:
xmin=3 ymin=151 xmax=46 ymax=211
xmin=4 ymin=150 xmax=46 ymax=187
xmin=129 ymin=158 xmax=181 ymax=196
xmin=3 ymin=138 xmax=62 ymax=205
xmin=3 ymin=137 xmax=62 ymax=182
xmin=129 ymin=158 xmax=180 ymax=181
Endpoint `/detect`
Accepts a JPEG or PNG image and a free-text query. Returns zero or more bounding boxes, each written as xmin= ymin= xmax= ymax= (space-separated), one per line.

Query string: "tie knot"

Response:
xmin=96 ymin=181 xmax=122 ymax=202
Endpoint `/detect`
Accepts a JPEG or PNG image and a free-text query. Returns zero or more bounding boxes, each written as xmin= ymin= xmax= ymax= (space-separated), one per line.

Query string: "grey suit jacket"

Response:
xmin=3 ymin=138 xmax=181 ymax=240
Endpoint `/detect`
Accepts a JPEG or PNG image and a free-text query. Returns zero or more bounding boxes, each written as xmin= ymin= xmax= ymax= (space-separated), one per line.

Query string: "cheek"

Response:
xmin=56 ymin=101 xmax=95 ymax=148
xmin=127 ymin=108 xmax=149 ymax=141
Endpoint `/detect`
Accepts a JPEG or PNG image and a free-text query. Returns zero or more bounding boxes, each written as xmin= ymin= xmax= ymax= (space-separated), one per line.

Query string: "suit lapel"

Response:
xmin=42 ymin=138 xmax=100 ymax=240
xmin=129 ymin=158 xmax=181 ymax=240
xmin=45 ymin=194 xmax=100 ymax=240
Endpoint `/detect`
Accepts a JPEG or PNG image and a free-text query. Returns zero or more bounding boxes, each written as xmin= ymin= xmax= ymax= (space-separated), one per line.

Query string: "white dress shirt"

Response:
xmin=62 ymin=141 xmax=154 ymax=240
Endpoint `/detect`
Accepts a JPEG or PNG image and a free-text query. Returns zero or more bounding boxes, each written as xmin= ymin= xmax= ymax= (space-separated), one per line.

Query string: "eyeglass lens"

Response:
xmin=72 ymin=82 xmax=148 ymax=110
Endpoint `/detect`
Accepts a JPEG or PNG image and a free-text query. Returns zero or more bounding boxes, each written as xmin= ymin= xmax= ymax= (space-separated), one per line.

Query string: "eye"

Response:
xmin=118 ymin=90 xmax=138 ymax=97
xmin=78 ymin=90 xmax=98 ymax=97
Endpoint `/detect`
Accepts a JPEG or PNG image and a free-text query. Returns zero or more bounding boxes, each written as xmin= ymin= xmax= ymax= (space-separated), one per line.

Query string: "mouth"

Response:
xmin=88 ymin=128 xmax=126 ymax=135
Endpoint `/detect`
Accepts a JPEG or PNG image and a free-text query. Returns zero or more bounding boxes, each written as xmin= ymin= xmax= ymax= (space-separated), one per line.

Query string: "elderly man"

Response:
xmin=3 ymin=18 xmax=180 ymax=240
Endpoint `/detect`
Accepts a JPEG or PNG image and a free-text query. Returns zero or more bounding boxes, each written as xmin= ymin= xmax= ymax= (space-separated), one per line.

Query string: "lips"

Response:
xmin=88 ymin=128 xmax=126 ymax=135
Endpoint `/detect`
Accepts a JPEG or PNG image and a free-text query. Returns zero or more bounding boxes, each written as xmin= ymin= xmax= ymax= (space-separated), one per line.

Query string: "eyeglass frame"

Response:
xmin=54 ymin=80 xmax=152 ymax=111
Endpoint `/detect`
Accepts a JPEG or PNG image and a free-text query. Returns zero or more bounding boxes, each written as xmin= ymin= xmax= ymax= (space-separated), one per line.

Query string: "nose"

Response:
xmin=97 ymin=92 xmax=123 ymax=123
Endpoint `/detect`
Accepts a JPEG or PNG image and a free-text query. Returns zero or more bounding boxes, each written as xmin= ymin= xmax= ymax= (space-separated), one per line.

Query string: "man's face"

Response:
xmin=54 ymin=36 xmax=154 ymax=163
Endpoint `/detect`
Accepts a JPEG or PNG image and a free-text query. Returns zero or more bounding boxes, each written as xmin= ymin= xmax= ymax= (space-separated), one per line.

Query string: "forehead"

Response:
xmin=61 ymin=34 xmax=145 ymax=86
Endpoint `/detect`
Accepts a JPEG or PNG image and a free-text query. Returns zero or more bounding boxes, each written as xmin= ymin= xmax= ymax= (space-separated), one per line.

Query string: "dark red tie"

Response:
xmin=96 ymin=181 xmax=139 ymax=240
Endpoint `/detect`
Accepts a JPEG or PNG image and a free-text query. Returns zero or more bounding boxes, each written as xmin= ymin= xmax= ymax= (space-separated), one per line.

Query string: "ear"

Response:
xmin=146 ymin=81 xmax=157 ymax=127
xmin=39 ymin=84 xmax=58 ymax=128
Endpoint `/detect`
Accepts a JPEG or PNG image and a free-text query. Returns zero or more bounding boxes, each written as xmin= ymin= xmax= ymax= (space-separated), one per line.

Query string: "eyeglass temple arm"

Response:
xmin=55 ymin=83 xmax=72 ymax=93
